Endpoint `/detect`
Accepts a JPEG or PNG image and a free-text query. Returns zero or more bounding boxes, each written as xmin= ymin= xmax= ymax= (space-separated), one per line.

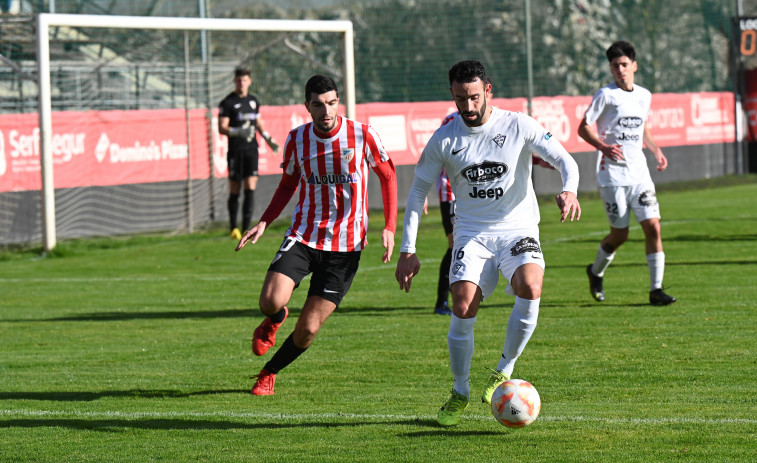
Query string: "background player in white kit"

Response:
xmin=395 ymin=60 xmax=581 ymax=426
xmin=578 ymin=41 xmax=676 ymax=306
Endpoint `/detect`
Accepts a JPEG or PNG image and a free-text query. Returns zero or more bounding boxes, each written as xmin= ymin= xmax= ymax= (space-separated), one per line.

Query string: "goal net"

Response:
xmin=0 ymin=14 xmax=354 ymax=250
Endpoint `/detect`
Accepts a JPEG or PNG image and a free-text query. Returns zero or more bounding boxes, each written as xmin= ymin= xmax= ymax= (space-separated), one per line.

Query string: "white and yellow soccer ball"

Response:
xmin=490 ymin=379 xmax=541 ymax=428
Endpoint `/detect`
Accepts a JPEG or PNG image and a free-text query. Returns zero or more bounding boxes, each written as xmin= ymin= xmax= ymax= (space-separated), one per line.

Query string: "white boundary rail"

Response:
xmin=36 ymin=13 xmax=355 ymax=251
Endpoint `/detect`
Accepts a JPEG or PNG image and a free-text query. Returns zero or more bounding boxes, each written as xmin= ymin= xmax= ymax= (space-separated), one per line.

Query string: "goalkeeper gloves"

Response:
xmin=262 ymin=131 xmax=280 ymax=154
xmin=228 ymin=120 xmax=255 ymax=142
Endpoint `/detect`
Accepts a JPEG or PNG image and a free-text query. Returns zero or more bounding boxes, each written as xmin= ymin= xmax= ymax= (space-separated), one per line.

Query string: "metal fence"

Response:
xmin=1 ymin=0 xmax=752 ymax=114
xmin=0 ymin=0 xmax=754 ymax=247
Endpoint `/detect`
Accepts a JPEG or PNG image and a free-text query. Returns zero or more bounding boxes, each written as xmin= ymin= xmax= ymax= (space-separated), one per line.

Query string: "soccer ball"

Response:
xmin=490 ymin=379 xmax=541 ymax=428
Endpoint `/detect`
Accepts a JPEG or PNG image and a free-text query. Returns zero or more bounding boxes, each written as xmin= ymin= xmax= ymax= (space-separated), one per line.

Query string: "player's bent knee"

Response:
xmin=515 ymin=283 xmax=542 ymax=300
xmin=258 ymin=292 xmax=287 ymax=315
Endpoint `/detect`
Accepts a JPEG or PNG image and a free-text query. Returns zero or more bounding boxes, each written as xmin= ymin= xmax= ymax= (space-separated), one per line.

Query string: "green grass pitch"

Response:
xmin=1 ymin=176 xmax=756 ymax=462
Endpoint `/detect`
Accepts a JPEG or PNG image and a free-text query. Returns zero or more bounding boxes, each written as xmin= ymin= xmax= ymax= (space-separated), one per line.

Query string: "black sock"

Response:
xmin=242 ymin=189 xmax=254 ymax=230
xmin=268 ymin=307 xmax=287 ymax=324
xmin=264 ymin=333 xmax=307 ymax=374
xmin=228 ymin=193 xmax=240 ymax=230
xmin=436 ymin=248 xmax=452 ymax=307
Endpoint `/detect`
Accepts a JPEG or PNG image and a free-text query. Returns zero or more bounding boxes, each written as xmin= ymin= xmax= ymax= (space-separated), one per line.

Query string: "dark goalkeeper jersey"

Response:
xmin=218 ymin=92 xmax=261 ymax=152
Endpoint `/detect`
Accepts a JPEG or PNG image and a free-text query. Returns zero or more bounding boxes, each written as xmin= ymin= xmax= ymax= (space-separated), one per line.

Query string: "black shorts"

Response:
xmin=268 ymin=238 xmax=361 ymax=307
xmin=227 ymin=148 xmax=259 ymax=181
xmin=440 ymin=200 xmax=456 ymax=236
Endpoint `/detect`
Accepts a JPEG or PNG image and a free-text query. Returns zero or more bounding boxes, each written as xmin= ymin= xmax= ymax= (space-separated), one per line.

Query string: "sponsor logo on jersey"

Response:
xmin=492 ymin=134 xmax=506 ymax=147
xmin=544 ymin=132 xmax=553 ymax=140
xmin=341 ymin=148 xmax=355 ymax=162
xmin=638 ymin=190 xmax=657 ymax=207
xmin=618 ymin=117 xmax=643 ymax=128
xmin=462 ymin=161 xmax=508 ymax=184
xmin=469 ymin=186 xmax=504 ymax=200
xmin=617 ymin=132 xmax=640 ymax=142
xmin=307 ymin=172 xmax=359 ymax=185
xmin=510 ymin=237 xmax=541 ymax=256
xmin=451 ymin=146 xmax=467 ymax=155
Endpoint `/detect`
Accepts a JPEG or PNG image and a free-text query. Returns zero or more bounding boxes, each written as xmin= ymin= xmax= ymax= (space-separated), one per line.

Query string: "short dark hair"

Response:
xmin=234 ymin=67 xmax=251 ymax=78
xmin=305 ymin=75 xmax=339 ymax=101
xmin=605 ymin=41 xmax=636 ymax=62
xmin=448 ymin=60 xmax=490 ymax=86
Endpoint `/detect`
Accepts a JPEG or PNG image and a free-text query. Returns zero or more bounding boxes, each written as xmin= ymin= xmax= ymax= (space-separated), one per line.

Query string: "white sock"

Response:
xmin=592 ymin=245 xmax=615 ymax=277
xmin=647 ymin=251 xmax=665 ymax=290
xmin=496 ymin=297 xmax=540 ymax=378
xmin=447 ymin=314 xmax=476 ymax=397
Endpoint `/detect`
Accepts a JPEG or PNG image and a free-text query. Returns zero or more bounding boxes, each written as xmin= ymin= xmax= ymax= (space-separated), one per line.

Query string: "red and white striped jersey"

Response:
xmin=437 ymin=168 xmax=455 ymax=202
xmin=281 ymin=116 xmax=390 ymax=252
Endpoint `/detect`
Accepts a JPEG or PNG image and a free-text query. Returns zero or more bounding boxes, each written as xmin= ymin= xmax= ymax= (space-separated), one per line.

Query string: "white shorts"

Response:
xmin=449 ymin=227 xmax=545 ymax=300
xmin=599 ymin=183 xmax=661 ymax=229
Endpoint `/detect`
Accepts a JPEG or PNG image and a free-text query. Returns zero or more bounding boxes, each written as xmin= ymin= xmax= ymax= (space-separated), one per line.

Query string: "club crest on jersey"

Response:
xmin=510 ymin=237 xmax=541 ymax=256
xmin=307 ymin=172 xmax=359 ymax=185
xmin=341 ymin=148 xmax=355 ymax=162
xmin=492 ymin=134 xmax=506 ymax=147
xmin=462 ymin=161 xmax=508 ymax=184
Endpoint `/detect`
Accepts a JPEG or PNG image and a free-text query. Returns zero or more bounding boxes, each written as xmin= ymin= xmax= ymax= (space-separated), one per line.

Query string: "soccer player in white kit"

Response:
xmin=578 ymin=41 xmax=676 ymax=306
xmin=395 ymin=60 xmax=582 ymax=426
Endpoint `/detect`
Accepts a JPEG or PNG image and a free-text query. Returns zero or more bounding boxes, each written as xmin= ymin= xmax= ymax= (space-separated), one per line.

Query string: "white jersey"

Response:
xmin=583 ymin=82 xmax=654 ymax=187
xmin=412 ymin=108 xmax=579 ymax=238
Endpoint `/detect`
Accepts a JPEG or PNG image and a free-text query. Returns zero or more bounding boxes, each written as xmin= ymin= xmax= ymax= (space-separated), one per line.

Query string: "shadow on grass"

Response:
xmin=6 ymin=305 xmax=450 ymax=323
xmin=0 ymin=389 xmax=247 ymax=401
xmin=43 ymin=308 xmax=255 ymax=322
xmin=549 ymin=258 xmax=757 ymax=270
xmin=0 ymin=417 xmax=480 ymax=433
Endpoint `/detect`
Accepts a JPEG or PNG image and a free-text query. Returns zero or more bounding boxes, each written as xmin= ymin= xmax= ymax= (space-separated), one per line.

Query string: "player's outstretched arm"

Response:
xmin=555 ymin=191 xmax=581 ymax=223
xmin=256 ymin=118 xmax=280 ymax=154
xmin=577 ymin=117 xmax=624 ymax=161
xmin=371 ymin=158 xmax=398 ymax=264
xmin=643 ymin=126 xmax=667 ymax=171
xmin=395 ymin=252 xmax=421 ymax=293
xmin=381 ymin=229 xmax=395 ymax=263
xmin=236 ymin=221 xmax=267 ymax=251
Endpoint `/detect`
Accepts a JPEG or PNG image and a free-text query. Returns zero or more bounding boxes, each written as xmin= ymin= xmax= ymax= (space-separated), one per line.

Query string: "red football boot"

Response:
xmin=252 ymin=307 xmax=288 ymax=356
xmin=251 ymin=369 xmax=276 ymax=396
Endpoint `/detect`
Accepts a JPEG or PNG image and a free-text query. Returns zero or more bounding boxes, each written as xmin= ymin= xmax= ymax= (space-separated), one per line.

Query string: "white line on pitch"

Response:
xmin=2 ymin=409 xmax=755 ymax=425
xmin=0 ymin=275 xmax=247 ymax=283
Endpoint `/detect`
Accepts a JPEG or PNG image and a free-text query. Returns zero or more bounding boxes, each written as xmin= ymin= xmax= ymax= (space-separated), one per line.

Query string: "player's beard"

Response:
xmin=460 ymin=98 xmax=487 ymax=127
xmin=314 ymin=114 xmax=337 ymax=134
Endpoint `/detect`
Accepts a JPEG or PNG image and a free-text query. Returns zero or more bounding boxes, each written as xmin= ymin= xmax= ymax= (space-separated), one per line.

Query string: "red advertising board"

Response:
xmin=0 ymin=92 xmax=736 ymax=193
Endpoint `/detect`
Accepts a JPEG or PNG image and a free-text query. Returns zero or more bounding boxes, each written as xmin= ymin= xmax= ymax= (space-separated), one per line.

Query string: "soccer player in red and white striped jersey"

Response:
xmin=279 ymin=111 xmax=390 ymax=252
xmin=236 ymin=75 xmax=397 ymax=396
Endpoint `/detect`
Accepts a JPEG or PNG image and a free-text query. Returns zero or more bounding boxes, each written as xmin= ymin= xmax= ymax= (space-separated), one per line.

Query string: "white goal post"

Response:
xmin=35 ymin=13 xmax=355 ymax=252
